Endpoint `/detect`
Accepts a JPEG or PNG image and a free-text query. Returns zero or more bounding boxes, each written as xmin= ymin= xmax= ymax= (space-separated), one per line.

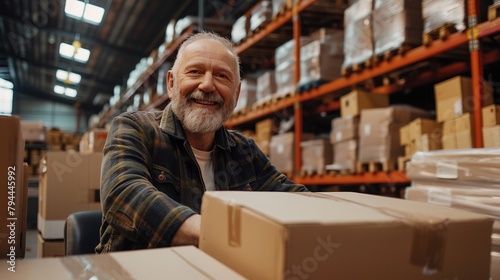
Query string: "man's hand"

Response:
xmin=171 ymin=214 xmax=201 ymax=247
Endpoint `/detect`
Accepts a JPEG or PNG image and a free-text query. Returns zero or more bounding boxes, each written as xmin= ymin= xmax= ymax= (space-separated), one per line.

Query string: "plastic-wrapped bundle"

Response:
xmin=372 ymin=0 xmax=423 ymax=56
xmin=342 ymin=0 xmax=373 ymax=70
xmin=231 ymin=15 xmax=247 ymax=44
xmin=274 ymin=37 xmax=312 ymax=95
xmin=233 ymin=79 xmax=256 ymax=112
xmin=250 ymin=0 xmax=273 ymax=32
xmin=422 ymin=0 xmax=466 ymax=33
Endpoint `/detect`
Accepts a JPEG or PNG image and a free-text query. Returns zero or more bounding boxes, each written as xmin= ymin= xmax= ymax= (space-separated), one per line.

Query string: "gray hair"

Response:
xmin=172 ymin=31 xmax=241 ymax=82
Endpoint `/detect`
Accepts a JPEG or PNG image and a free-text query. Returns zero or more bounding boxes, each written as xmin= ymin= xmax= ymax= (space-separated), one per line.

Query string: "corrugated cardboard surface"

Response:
xmin=330 ymin=116 xmax=359 ymax=144
xmin=300 ymin=139 xmax=333 ymax=173
xmin=38 ymin=151 xmax=102 ymax=239
xmin=483 ymin=125 xmax=500 ymax=148
xmin=1 ymin=246 xmax=246 ymax=279
xmin=483 ymin=104 xmax=500 ymax=127
xmin=340 ymin=89 xmax=389 ymax=118
xmin=0 ymin=116 xmax=27 ymax=259
xmin=333 ymin=138 xmax=358 ymax=172
xmin=408 ymin=118 xmax=441 ymax=141
xmin=200 ymin=191 xmax=492 ymax=280
xmin=37 ymin=233 xmax=64 ymax=258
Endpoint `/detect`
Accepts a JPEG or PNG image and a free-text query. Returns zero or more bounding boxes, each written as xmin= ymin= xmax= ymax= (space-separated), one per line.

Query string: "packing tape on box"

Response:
xmin=61 ymin=254 xmax=133 ymax=279
xmin=299 ymin=192 xmax=447 ymax=275
xmin=228 ymin=200 xmax=242 ymax=247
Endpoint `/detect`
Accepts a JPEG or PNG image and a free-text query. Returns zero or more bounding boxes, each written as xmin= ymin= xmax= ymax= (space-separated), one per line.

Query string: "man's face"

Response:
xmin=168 ymin=38 xmax=240 ymax=134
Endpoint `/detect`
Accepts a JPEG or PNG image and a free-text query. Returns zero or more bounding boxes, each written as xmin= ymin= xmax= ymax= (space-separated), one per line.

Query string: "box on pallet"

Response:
xmin=330 ymin=116 xmax=359 ymax=144
xmin=256 ymin=70 xmax=276 ymax=103
xmin=250 ymin=0 xmax=273 ymax=32
xmin=300 ymin=139 xmax=333 ymax=174
xmin=483 ymin=125 xmax=500 ymax=148
xmin=342 ymin=0 xmax=373 ymax=70
xmin=21 ymin=121 xmax=47 ymax=142
xmin=234 ymin=78 xmax=256 ymax=113
xmin=200 ymin=191 xmax=492 ymax=280
xmin=333 ymin=138 xmax=358 ymax=173
xmin=79 ymin=128 xmax=108 ymax=153
xmin=275 ymin=37 xmax=312 ymax=95
xmin=408 ymin=118 xmax=441 ymax=142
xmin=482 ymin=104 xmax=500 ymax=127
xmin=340 ymin=89 xmax=389 ymax=118
xmin=434 ymin=76 xmax=493 ymax=122
xmin=38 ymin=151 xmax=102 ymax=240
xmin=269 ymin=132 xmax=314 ymax=175
xmin=231 ymin=15 xmax=247 ymax=44
xmin=299 ymin=40 xmax=343 ymax=87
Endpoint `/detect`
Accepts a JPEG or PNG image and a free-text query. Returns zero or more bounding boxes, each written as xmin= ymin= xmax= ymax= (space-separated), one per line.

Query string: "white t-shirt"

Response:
xmin=191 ymin=147 xmax=215 ymax=191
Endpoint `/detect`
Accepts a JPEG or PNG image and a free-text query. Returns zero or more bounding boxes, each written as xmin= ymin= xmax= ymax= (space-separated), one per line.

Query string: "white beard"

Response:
xmin=170 ymin=88 xmax=236 ymax=133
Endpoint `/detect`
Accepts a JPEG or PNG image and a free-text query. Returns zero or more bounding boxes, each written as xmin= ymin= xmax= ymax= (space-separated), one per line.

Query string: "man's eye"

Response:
xmin=216 ymin=73 xmax=228 ymax=79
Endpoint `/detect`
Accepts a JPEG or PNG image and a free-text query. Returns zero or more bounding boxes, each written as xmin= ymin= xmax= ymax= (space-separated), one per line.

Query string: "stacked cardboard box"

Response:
xmin=0 ymin=246 xmax=245 ymax=279
xmin=250 ymin=0 xmax=273 ymax=32
xmin=234 ymin=78 xmax=257 ymax=114
xmin=340 ymin=89 xmax=389 ymax=118
xmin=482 ymin=104 xmax=500 ymax=148
xmin=275 ymin=37 xmax=312 ymax=96
xmin=300 ymin=139 xmax=333 ymax=175
xmin=298 ymin=29 xmax=344 ymax=88
xmin=422 ymin=0 xmax=466 ymax=34
xmin=37 ymin=151 xmax=102 ymax=257
xmin=434 ymin=76 xmax=493 ymax=149
xmin=231 ymin=15 xmax=248 ymax=44
xmin=358 ymin=106 xmax=430 ymax=169
xmin=79 ymin=128 xmax=108 ymax=153
xmin=342 ymin=0 xmax=373 ymax=70
xmin=201 ymin=191 xmax=492 ymax=279
xmin=405 ymin=148 xmax=500 ymax=278
xmin=400 ymin=118 xmax=441 ymax=157
xmin=269 ymin=132 xmax=314 ymax=175
xmin=328 ymin=116 xmax=359 ymax=173
xmin=372 ymin=0 xmax=423 ymax=56
xmin=21 ymin=121 xmax=47 ymax=143
xmin=0 ymin=116 xmax=28 ymax=259
xmin=256 ymin=70 xmax=277 ymax=104
xmin=254 ymin=118 xmax=278 ymax=156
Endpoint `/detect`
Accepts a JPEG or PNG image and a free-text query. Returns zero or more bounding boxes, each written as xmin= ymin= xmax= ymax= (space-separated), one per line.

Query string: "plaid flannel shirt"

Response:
xmin=96 ymin=104 xmax=307 ymax=253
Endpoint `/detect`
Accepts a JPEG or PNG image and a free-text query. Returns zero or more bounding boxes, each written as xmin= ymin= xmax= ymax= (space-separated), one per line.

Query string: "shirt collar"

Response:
xmin=159 ymin=103 xmax=236 ymax=150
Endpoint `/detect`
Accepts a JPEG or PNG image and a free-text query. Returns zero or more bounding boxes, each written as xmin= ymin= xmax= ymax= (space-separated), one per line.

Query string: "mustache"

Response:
xmin=187 ymin=90 xmax=224 ymax=104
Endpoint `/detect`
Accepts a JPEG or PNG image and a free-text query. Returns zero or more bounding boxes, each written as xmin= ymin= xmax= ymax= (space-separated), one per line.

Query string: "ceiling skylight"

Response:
xmin=59 ymin=42 xmax=91 ymax=63
xmin=65 ymin=0 xmax=105 ymax=25
xmin=54 ymin=85 xmax=78 ymax=98
xmin=56 ymin=69 xmax=82 ymax=85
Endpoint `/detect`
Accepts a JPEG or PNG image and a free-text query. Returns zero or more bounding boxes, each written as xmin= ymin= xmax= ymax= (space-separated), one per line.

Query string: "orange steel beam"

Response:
xmin=293 ymin=3 xmax=303 ymax=177
xmin=225 ymin=97 xmax=296 ymax=128
xmin=468 ymin=0 xmax=484 ymax=148
xmin=295 ymin=171 xmax=409 ymax=185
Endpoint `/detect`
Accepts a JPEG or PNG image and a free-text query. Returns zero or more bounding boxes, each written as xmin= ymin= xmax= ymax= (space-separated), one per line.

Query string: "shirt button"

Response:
xmin=158 ymin=171 xmax=166 ymax=181
xmin=246 ymin=184 xmax=252 ymax=191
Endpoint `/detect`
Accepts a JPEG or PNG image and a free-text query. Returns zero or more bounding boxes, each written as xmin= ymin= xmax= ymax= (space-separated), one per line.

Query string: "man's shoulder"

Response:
xmin=227 ymin=129 xmax=255 ymax=145
xmin=116 ymin=110 xmax=163 ymax=123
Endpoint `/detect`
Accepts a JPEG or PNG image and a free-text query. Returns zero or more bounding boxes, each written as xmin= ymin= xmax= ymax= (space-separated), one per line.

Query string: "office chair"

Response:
xmin=64 ymin=210 xmax=102 ymax=256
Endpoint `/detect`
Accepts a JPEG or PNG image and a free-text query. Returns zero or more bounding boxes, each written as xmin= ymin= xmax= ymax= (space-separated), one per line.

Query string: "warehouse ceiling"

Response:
xmin=0 ymin=0 xmax=258 ymax=113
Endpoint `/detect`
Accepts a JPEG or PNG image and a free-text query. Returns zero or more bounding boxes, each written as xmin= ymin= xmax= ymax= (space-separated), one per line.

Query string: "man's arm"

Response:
xmin=100 ymin=112 xmax=197 ymax=248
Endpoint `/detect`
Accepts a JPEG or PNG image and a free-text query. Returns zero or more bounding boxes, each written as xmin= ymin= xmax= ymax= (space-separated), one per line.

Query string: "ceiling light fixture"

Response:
xmin=64 ymin=0 xmax=105 ymax=25
xmin=56 ymin=69 xmax=82 ymax=85
xmin=59 ymin=42 xmax=91 ymax=63
xmin=54 ymin=85 xmax=78 ymax=98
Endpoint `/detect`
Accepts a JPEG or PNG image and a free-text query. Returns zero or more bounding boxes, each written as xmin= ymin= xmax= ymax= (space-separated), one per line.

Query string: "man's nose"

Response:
xmin=198 ymin=72 xmax=215 ymax=92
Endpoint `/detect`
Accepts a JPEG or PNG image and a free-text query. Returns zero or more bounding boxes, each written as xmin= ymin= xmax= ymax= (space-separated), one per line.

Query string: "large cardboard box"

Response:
xmin=340 ymin=89 xmax=389 ymax=118
xmin=434 ymin=76 xmax=493 ymax=122
xmin=200 ymin=191 xmax=492 ymax=280
xmin=0 ymin=116 xmax=28 ymax=259
xmin=256 ymin=70 xmax=276 ymax=103
xmin=269 ymin=132 xmax=314 ymax=175
xmin=400 ymin=124 xmax=411 ymax=145
xmin=333 ymin=138 xmax=358 ymax=172
xmin=37 ymin=233 xmax=64 ymax=258
xmin=483 ymin=125 xmax=500 ymax=148
xmin=38 ymin=151 xmax=102 ymax=239
xmin=408 ymin=118 xmax=441 ymax=141
xmin=1 ymin=246 xmax=245 ymax=279
xmin=300 ymin=139 xmax=333 ymax=174
xmin=79 ymin=129 xmax=108 ymax=153
xmin=330 ymin=116 xmax=359 ymax=144
xmin=20 ymin=121 xmax=47 ymax=142
xmin=234 ymin=78 xmax=256 ymax=113
xmin=482 ymin=104 xmax=500 ymax=127
xmin=415 ymin=133 xmax=442 ymax=152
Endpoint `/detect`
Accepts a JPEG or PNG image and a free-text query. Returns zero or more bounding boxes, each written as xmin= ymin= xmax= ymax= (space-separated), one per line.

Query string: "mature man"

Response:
xmin=96 ymin=32 xmax=307 ymax=253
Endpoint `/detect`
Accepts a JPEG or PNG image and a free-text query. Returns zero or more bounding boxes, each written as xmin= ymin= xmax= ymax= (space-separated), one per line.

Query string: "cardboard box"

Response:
xmin=434 ymin=76 xmax=493 ymax=122
xmin=482 ymin=104 xmax=500 ymax=127
xmin=456 ymin=130 xmax=474 ymax=149
xmin=333 ymin=138 xmax=358 ymax=172
xmin=21 ymin=121 xmax=47 ymax=142
xmin=2 ymin=246 xmax=245 ymax=279
xmin=299 ymin=40 xmax=343 ymax=86
xmin=330 ymin=116 xmax=359 ymax=144
xmin=340 ymin=89 xmax=389 ymax=118
xmin=455 ymin=113 xmax=474 ymax=132
xmin=415 ymin=133 xmax=442 ymax=152
xmin=234 ymin=78 xmax=256 ymax=112
xmin=300 ymin=139 xmax=333 ymax=174
xmin=200 ymin=191 xmax=492 ymax=280
xmin=408 ymin=118 xmax=441 ymax=141
xmin=0 ymin=116 xmax=28 ymax=259
xmin=442 ymin=118 xmax=456 ymax=134
xmin=269 ymin=132 xmax=314 ymax=175
xmin=400 ymin=124 xmax=410 ymax=145
xmin=38 ymin=151 xmax=102 ymax=239
xmin=256 ymin=71 xmax=276 ymax=102
xmin=483 ymin=125 xmax=500 ymax=148
xmin=79 ymin=129 xmax=108 ymax=153
xmin=37 ymin=233 xmax=64 ymax=258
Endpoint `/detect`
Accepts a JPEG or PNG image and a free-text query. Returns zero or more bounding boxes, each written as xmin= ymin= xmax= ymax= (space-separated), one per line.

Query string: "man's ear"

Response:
xmin=167 ymin=70 xmax=174 ymax=98
xmin=234 ymin=81 xmax=241 ymax=103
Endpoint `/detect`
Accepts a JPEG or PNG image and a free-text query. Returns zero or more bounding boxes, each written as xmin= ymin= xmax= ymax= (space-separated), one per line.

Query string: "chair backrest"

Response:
xmin=64 ymin=210 xmax=102 ymax=256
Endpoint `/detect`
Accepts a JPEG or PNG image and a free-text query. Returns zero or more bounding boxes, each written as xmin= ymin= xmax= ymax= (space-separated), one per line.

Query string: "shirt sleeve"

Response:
xmin=100 ymin=113 xmax=197 ymax=248
xmin=247 ymin=137 xmax=309 ymax=192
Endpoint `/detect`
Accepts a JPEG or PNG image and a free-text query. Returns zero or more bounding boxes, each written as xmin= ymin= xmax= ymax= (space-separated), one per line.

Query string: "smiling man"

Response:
xmin=96 ymin=32 xmax=307 ymax=253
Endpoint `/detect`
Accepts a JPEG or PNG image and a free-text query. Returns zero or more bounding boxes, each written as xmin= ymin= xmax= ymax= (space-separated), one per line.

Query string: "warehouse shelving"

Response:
xmin=95 ymin=0 xmax=500 ymax=186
